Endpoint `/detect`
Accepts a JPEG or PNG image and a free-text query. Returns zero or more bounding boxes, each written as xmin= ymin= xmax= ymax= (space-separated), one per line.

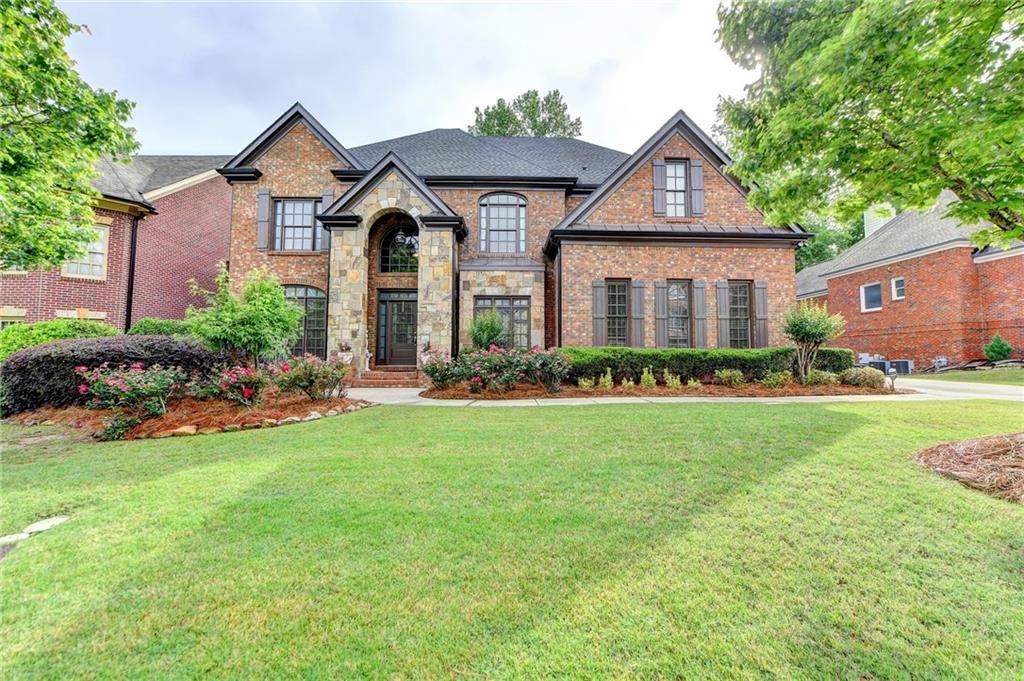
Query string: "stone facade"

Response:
xmin=458 ymin=269 xmax=546 ymax=348
xmin=418 ymin=228 xmax=455 ymax=353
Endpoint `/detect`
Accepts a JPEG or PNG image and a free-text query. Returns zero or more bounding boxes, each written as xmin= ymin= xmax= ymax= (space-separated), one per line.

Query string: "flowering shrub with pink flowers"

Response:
xmin=205 ymin=365 xmax=269 ymax=407
xmin=270 ymin=354 xmax=348 ymax=400
xmin=423 ymin=345 xmax=570 ymax=393
xmin=76 ymin=362 xmax=189 ymax=416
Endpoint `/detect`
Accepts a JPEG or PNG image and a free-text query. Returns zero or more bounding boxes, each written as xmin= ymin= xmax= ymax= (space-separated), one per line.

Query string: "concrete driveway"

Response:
xmin=897 ymin=377 xmax=1024 ymax=402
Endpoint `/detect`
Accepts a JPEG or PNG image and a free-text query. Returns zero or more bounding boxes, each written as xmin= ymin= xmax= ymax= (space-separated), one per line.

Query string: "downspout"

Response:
xmin=123 ymin=215 xmax=141 ymax=331
xmin=450 ymin=228 xmax=459 ymax=357
xmin=556 ymin=245 xmax=563 ymax=347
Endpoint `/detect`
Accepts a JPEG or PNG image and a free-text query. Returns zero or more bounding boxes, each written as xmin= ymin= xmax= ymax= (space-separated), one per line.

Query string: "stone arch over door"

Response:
xmin=367 ymin=211 xmax=419 ymax=367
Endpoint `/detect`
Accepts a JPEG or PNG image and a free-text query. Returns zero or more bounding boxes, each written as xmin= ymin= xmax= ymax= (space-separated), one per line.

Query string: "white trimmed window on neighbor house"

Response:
xmin=891 ymin=276 xmax=905 ymax=301
xmin=860 ymin=282 xmax=883 ymax=312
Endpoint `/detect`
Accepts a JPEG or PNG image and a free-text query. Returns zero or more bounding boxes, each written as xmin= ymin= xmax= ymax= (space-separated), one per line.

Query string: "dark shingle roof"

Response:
xmin=92 ymin=155 xmax=231 ymax=205
xmin=350 ymin=129 xmax=627 ymax=182
xmin=796 ymin=260 xmax=831 ymax=298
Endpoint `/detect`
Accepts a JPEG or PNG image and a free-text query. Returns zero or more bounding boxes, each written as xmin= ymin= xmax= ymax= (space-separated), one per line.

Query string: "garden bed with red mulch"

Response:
xmin=7 ymin=389 xmax=371 ymax=440
xmin=422 ymin=382 xmax=905 ymax=400
xmin=916 ymin=432 xmax=1024 ymax=503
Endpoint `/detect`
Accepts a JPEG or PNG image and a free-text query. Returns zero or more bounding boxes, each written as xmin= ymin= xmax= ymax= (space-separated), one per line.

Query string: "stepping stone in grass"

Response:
xmin=0 ymin=532 xmax=30 ymax=545
xmin=23 ymin=515 xmax=69 ymax=534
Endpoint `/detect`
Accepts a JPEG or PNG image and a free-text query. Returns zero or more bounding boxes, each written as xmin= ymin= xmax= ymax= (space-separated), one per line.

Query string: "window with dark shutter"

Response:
xmin=273 ymin=199 xmax=323 ymax=251
xmin=727 ymin=281 xmax=753 ymax=349
xmin=667 ymin=280 xmax=692 ymax=347
xmin=606 ymin=279 xmax=630 ymax=346
xmin=666 ymin=161 xmax=687 ymax=217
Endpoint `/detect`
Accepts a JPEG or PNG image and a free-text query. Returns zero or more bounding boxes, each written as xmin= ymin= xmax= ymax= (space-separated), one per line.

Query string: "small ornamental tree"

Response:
xmin=469 ymin=310 xmax=509 ymax=350
xmin=983 ymin=334 xmax=1014 ymax=362
xmin=783 ymin=303 xmax=846 ymax=383
xmin=186 ymin=264 xmax=303 ymax=366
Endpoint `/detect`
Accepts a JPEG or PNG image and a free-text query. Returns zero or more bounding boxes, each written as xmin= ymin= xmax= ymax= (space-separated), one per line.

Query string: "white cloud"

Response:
xmin=60 ymin=1 xmax=756 ymax=155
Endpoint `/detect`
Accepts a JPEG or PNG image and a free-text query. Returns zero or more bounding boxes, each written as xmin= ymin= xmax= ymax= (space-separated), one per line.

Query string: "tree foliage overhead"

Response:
xmin=469 ymin=89 xmax=583 ymax=138
xmin=0 ymin=0 xmax=137 ymax=270
xmin=795 ymin=216 xmax=863 ymax=271
xmin=717 ymin=0 xmax=1024 ymax=248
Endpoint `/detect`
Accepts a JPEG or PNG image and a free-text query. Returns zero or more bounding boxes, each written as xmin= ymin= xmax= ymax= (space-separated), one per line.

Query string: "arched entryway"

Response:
xmin=367 ymin=212 xmax=419 ymax=367
xmin=284 ymin=285 xmax=327 ymax=358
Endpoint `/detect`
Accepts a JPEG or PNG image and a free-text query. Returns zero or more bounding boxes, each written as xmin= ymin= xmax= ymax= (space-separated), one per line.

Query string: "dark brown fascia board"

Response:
xmin=420 ymin=214 xmax=468 ymax=241
xmin=567 ymin=184 xmax=599 ymax=197
xmin=98 ymin=194 xmax=156 ymax=216
xmin=422 ymin=176 xmax=578 ymax=190
xmin=222 ymin=102 xmax=363 ymax=171
xmin=319 ymin=213 xmax=362 ymax=230
xmin=217 ymin=167 xmax=263 ymax=183
xmin=322 ymin=152 xmax=456 ymax=217
xmin=544 ymin=228 xmax=808 ymax=257
xmin=331 ymin=168 xmax=367 ymax=182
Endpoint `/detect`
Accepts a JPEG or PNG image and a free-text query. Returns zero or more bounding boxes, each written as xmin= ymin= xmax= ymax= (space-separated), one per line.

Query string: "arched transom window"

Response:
xmin=380 ymin=225 xmax=419 ymax=273
xmin=283 ymin=285 xmax=327 ymax=358
xmin=480 ymin=193 xmax=526 ymax=254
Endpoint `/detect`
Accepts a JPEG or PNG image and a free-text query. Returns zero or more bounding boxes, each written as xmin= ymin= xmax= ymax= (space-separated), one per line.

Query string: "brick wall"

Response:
xmin=586 ymin=132 xmax=764 ymax=226
xmin=825 ymin=247 xmax=984 ymax=366
xmin=0 ymin=206 xmax=134 ymax=330
xmin=559 ymin=243 xmax=796 ymax=347
xmin=130 ymin=176 xmax=232 ymax=322
xmin=229 ymin=122 xmax=350 ymax=292
xmin=976 ymin=253 xmax=1023 ymax=357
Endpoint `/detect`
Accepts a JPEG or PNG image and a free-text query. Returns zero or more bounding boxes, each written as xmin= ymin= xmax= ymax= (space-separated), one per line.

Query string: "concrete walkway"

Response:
xmin=348 ymin=380 xmax=1023 ymax=407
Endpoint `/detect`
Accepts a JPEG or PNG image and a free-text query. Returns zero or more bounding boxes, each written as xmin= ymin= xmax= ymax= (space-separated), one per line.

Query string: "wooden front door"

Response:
xmin=377 ymin=290 xmax=417 ymax=366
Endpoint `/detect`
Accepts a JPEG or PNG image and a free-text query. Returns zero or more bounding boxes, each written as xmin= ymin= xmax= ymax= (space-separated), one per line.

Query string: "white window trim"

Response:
xmin=61 ymin=224 xmax=109 ymax=281
xmin=860 ymin=282 xmax=883 ymax=313
xmin=891 ymin=276 xmax=905 ymax=301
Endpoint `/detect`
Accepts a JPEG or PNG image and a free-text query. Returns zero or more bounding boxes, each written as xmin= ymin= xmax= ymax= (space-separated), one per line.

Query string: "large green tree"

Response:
xmin=1 ymin=0 xmax=137 ymax=270
xmin=795 ymin=216 xmax=863 ymax=271
xmin=469 ymin=89 xmax=583 ymax=138
xmin=717 ymin=0 xmax=1024 ymax=248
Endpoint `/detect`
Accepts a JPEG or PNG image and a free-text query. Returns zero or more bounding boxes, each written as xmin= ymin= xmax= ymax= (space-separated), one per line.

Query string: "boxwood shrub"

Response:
xmin=0 ymin=335 xmax=227 ymax=415
xmin=559 ymin=346 xmax=854 ymax=383
xmin=0 ymin=319 xmax=119 ymax=361
xmin=126 ymin=317 xmax=191 ymax=336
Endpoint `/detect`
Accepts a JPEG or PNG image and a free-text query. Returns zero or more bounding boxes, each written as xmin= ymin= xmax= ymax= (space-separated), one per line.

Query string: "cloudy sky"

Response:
xmin=60 ymin=1 xmax=756 ymax=156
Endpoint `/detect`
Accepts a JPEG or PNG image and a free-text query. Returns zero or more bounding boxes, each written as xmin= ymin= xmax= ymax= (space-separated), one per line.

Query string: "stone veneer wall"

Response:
xmin=418 ymin=229 xmax=455 ymax=355
xmin=458 ymin=269 xmax=546 ymax=349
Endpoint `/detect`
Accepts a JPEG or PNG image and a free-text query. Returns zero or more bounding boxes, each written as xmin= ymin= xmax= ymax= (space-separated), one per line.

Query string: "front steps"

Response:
xmin=349 ymin=367 xmax=424 ymax=389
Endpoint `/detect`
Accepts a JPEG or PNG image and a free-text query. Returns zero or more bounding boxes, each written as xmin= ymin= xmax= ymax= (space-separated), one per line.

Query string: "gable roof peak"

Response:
xmin=222 ymin=102 xmax=363 ymax=170
xmin=322 ymin=150 xmax=455 ymax=218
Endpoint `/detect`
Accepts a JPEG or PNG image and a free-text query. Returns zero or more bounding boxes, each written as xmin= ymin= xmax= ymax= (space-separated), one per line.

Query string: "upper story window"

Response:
xmin=480 ymin=193 xmax=526 ymax=254
xmin=891 ymin=277 xmax=905 ymax=300
xmin=273 ymin=199 xmax=323 ymax=251
xmin=380 ymin=225 xmax=419 ymax=273
xmin=666 ymin=161 xmax=687 ymax=217
xmin=62 ymin=224 xmax=109 ymax=280
xmin=860 ymin=282 xmax=883 ymax=312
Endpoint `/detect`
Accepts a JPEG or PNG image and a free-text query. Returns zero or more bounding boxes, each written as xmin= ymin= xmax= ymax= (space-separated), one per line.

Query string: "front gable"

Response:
xmin=322 ymin=152 xmax=456 ymax=220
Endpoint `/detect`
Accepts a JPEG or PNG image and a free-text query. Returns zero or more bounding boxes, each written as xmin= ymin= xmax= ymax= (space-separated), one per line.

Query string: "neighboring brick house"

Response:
xmin=219 ymin=103 xmax=806 ymax=376
xmin=796 ymin=194 xmax=1024 ymax=368
xmin=0 ymin=156 xmax=231 ymax=331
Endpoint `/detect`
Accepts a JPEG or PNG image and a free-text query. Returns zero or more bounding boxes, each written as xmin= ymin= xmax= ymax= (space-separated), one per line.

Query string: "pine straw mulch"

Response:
xmin=7 ymin=389 xmax=371 ymax=441
xmin=422 ymin=382 xmax=905 ymax=400
xmin=916 ymin=432 xmax=1024 ymax=504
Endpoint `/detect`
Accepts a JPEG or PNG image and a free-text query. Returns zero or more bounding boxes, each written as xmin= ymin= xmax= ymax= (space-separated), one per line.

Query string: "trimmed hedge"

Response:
xmin=126 ymin=317 xmax=191 ymax=336
xmin=559 ymin=346 xmax=854 ymax=382
xmin=0 ymin=335 xmax=227 ymax=415
xmin=0 ymin=319 xmax=119 ymax=361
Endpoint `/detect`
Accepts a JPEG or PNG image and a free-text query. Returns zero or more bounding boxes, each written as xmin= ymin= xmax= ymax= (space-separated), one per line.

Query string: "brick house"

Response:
xmin=1 ymin=156 xmax=231 ymax=331
xmin=219 ymin=103 xmax=806 ymax=377
xmin=796 ymin=194 xmax=1024 ymax=369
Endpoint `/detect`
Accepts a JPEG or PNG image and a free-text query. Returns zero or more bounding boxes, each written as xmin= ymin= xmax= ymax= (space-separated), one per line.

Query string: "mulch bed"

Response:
xmin=916 ymin=432 xmax=1024 ymax=503
xmin=422 ymin=382 xmax=903 ymax=400
xmin=7 ymin=389 xmax=371 ymax=440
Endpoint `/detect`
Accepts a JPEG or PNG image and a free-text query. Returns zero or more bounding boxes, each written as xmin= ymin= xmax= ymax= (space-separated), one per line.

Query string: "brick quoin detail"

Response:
xmin=131 ymin=176 xmax=232 ymax=321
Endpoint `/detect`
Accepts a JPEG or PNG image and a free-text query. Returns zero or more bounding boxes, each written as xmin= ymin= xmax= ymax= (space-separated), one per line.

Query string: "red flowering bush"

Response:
xmin=206 ymin=365 xmax=269 ymax=407
xmin=76 ymin=362 xmax=189 ymax=417
xmin=270 ymin=355 xmax=348 ymax=400
xmin=424 ymin=345 xmax=570 ymax=393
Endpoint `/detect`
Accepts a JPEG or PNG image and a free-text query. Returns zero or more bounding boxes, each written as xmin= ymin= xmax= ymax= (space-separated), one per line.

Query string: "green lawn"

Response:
xmin=2 ymin=401 xmax=1023 ymax=679
xmin=911 ymin=367 xmax=1024 ymax=386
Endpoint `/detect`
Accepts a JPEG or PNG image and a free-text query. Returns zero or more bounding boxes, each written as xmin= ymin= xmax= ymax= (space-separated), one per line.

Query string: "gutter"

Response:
xmin=123 ymin=214 xmax=141 ymax=331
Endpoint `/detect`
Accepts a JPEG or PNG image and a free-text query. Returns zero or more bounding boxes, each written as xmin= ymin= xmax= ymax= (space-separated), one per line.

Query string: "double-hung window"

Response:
xmin=666 ymin=161 xmax=688 ymax=217
xmin=606 ymin=279 xmax=630 ymax=346
xmin=479 ymin=194 xmax=526 ymax=254
xmin=273 ymin=199 xmax=323 ymax=251
xmin=62 ymin=224 xmax=109 ymax=280
xmin=727 ymin=281 xmax=753 ymax=349
xmin=891 ymin=277 xmax=905 ymax=301
xmin=667 ymin=280 xmax=692 ymax=348
xmin=474 ymin=296 xmax=531 ymax=348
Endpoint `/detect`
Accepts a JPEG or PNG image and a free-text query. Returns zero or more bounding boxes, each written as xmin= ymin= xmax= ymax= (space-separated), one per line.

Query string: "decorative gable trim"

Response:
xmin=220 ymin=102 xmax=363 ymax=172
xmin=554 ymin=110 xmax=762 ymax=231
xmin=320 ymin=152 xmax=456 ymax=218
